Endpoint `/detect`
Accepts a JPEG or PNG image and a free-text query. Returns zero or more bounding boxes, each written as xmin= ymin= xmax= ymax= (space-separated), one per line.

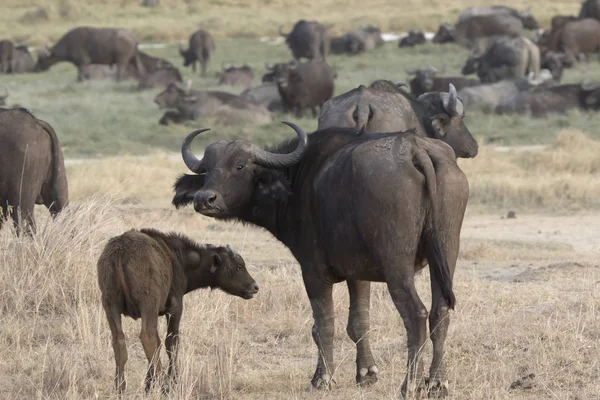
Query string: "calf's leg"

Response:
xmin=139 ymin=307 xmax=163 ymax=392
xmin=104 ymin=305 xmax=127 ymax=394
xmin=165 ymin=298 xmax=183 ymax=388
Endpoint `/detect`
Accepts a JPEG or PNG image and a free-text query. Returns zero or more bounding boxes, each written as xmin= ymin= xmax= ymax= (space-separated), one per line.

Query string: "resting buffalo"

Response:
xmin=432 ymin=24 xmax=456 ymax=44
xmin=329 ymin=25 xmax=384 ymax=55
xmin=399 ymin=30 xmax=427 ymax=47
xmin=240 ymin=82 xmax=284 ymax=112
xmin=453 ymin=14 xmax=524 ymax=49
xmin=406 ymin=66 xmax=480 ymax=96
xmin=462 ymin=36 xmax=540 ymax=83
xmin=318 ymin=82 xmax=478 ymax=158
xmin=137 ymin=66 xmax=182 ymax=90
xmin=537 ymin=18 xmax=600 ymax=64
xmin=495 ymin=82 xmax=600 ymax=117
xmin=280 ymin=20 xmax=330 ymax=60
xmin=154 ymin=82 xmax=272 ymax=126
xmin=458 ymin=6 xmax=539 ymax=30
xmin=179 ymin=29 xmax=215 ymax=76
xmin=267 ymin=60 xmax=335 ymax=117
xmin=580 ymin=0 xmax=600 ymax=20
xmin=172 ymin=122 xmax=469 ymax=398
xmin=10 ymin=45 xmax=35 ymax=73
xmin=0 ymin=108 xmax=68 ymax=234
xmin=35 ymin=27 xmax=145 ymax=82
xmin=217 ymin=64 xmax=254 ymax=87
xmin=0 ymin=40 xmax=14 ymax=73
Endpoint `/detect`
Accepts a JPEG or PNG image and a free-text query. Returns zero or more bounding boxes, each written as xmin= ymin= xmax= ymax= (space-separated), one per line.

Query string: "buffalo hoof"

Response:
xmin=356 ymin=365 xmax=379 ymax=386
xmin=426 ymin=378 xmax=449 ymax=398
xmin=306 ymin=374 xmax=332 ymax=391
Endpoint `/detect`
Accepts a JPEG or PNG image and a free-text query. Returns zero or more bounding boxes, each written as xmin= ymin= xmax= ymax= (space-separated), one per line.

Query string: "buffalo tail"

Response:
xmin=114 ymin=253 xmax=140 ymax=319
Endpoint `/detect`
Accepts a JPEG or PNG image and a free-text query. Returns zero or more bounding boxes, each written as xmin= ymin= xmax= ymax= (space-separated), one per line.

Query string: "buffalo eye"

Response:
xmin=236 ymin=164 xmax=245 ymax=171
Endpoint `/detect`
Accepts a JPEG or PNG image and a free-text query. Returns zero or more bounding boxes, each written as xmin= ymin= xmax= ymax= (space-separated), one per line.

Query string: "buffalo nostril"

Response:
xmin=252 ymin=283 xmax=259 ymax=292
xmin=207 ymin=194 xmax=217 ymax=204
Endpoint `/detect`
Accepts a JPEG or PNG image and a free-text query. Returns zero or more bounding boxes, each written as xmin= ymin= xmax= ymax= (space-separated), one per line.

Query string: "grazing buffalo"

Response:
xmin=319 ymin=82 xmax=479 ymax=158
xmin=458 ymin=71 xmax=553 ymax=113
xmin=495 ymin=82 xmax=600 ymax=117
xmin=537 ymin=18 xmax=600 ymax=64
xmin=217 ymin=64 xmax=254 ymax=87
xmin=154 ymin=82 xmax=272 ymax=126
xmin=179 ymin=29 xmax=215 ymax=76
xmin=10 ymin=45 xmax=35 ymax=73
xmin=0 ymin=40 xmax=14 ymax=73
xmin=406 ymin=65 xmax=480 ymax=96
xmin=580 ymin=0 xmax=600 ymax=20
xmin=0 ymin=108 xmax=68 ymax=234
xmin=268 ymin=60 xmax=335 ymax=117
xmin=172 ymin=122 xmax=469 ymax=398
xmin=453 ymin=14 xmax=524 ymax=49
xmin=35 ymin=27 xmax=145 ymax=81
xmin=399 ymin=30 xmax=427 ymax=47
xmin=432 ymin=24 xmax=456 ymax=44
xmin=98 ymin=228 xmax=258 ymax=394
xmin=0 ymin=87 xmax=7 ymax=106
xmin=240 ymin=82 xmax=284 ymax=112
xmin=458 ymin=6 xmax=539 ymax=30
xmin=462 ymin=36 xmax=540 ymax=83
xmin=280 ymin=20 xmax=330 ymax=60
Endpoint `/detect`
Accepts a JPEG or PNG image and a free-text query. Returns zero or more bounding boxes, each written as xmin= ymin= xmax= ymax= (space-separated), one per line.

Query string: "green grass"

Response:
xmin=2 ymin=38 xmax=600 ymax=158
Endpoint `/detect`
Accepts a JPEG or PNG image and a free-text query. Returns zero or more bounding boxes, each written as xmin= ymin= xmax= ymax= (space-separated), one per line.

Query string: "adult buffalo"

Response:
xmin=267 ymin=60 xmax=335 ymax=117
xmin=458 ymin=6 xmax=539 ymax=30
xmin=154 ymin=82 xmax=272 ymax=126
xmin=0 ymin=108 xmax=68 ymax=234
xmin=172 ymin=122 xmax=469 ymax=398
xmin=432 ymin=24 xmax=456 ymax=44
xmin=462 ymin=36 xmax=540 ymax=83
xmin=579 ymin=0 xmax=600 ymax=20
xmin=35 ymin=27 xmax=145 ymax=82
xmin=406 ymin=65 xmax=480 ymax=96
xmin=10 ymin=45 xmax=35 ymax=73
xmin=0 ymin=40 xmax=14 ymax=73
xmin=537 ymin=18 xmax=600 ymax=64
xmin=318 ymin=82 xmax=479 ymax=158
xmin=280 ymin=20 xmax=330 ymax=60
xmin=399 ymin=30 xmax=427 ymax=47
xmin=217 ymin=64 xmax=254 ymax=87
xmin=453 ymin=14 xmax=524 ymax=49
xmin=495 ymin=82 xmax=600 ymax=117
xmin=179 ymin=29 xmax=215 ymax=76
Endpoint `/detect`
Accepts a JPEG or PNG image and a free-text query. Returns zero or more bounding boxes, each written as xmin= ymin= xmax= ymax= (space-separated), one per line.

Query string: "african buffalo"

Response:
xmin=172 ymin=122 xmax=469 ymax=398
xmin=458 ymin=6 xmax=539 ymax=30
xmin=9 ymin=45 xmax=35 ymax=73
xmin=240 ymin=82 xmax=284 ymax=112
xmin=453 ymin=14 xmax=524 ymax=49
xmin=329 ymin=25 xmax=384 ymax=55
xmin=462 ymin=36 xmax=540 ymax=83
xmin=0 ymin=40 xmax=14 ymax=73
xmin=399 ymin=30 xmax=427 ymax=47
xmin=179 ymin=29 xmax=215 ymax=76
xmin=319 ymin=82 xmax=479 ymax=158
xmin=432 ymin=24 xmax=456 ymax=44
xmin=35 ymin=27 xmax=145 ymax=82
xmin=541 ymin=52 xmax=567 ymax=81
xmin=537 ymin=18 xmax=600 ymax=64
xmin=98 ymin=228 xmax=258 ymax=394
xmin=137 ymin=66 xmax=182 ymax=90
xmin=0 ymin=87 xmax=7 ymax=106
xmin=154 ymin=82 xmax=272 ymax=126
xmin=406 ymin=65 xmax=480 ymax=96
xmin=495 ymin=82 xmax=600 ymax=117
xmin=0 ymin=108 xmax=68 ymax=234
xmin=267 ymin=60 xmax=335 ymax=117
xmin=217 ymin=64 xmax=254 ymax=87
xmin=280 ymin=20 xmax=330 ymax=60
xmin=580 ymin=0 xmax=600 ymax=20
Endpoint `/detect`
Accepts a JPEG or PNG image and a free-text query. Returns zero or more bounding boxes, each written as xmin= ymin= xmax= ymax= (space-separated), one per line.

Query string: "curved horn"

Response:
xmin=252 ymin=121 xmax=308 ymax=168
xmin=395 ymin=81 xmax=409 ymax=88
xmin=443 ymin=84 xmax=463 ymax=116
xmin=181 ymin=128 xmax=211 ymax=172
xmin=278 ymin=25 xmax=289 ymax=37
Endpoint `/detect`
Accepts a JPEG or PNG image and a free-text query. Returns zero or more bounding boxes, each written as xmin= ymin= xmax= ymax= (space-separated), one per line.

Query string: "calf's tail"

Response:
xmin=114 ymin=253 xmax=140 ymax=318
xmin=414 ymin=148 xmax=456 ymax=309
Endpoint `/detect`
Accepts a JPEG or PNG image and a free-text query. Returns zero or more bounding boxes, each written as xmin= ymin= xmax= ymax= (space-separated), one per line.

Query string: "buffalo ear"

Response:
xmin=255 ymin=169 xmax=291 ymax=201
xmin=431 ymin=113 xmax=449 ymax=137
xmin=172 ymin=174 xmax=205 ymax=208
xmin=210 ymin=253 xmax=222 ymax=273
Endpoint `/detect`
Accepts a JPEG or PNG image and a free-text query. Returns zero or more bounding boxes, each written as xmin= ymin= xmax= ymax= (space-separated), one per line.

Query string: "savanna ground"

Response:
xmin=0 ymin=1 xmax=599 ymax=399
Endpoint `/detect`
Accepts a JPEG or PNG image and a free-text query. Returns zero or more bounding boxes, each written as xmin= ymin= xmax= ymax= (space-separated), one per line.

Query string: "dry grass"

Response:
xmin=0 ymin=0 xmax=583 ymax=45
xmin=1 ymin=131 xmax=599 ymax=399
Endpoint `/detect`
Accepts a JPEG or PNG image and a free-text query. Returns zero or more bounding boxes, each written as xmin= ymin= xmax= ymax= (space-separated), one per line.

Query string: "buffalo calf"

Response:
xmin=97 ymin=228 xmax=258 ymax=394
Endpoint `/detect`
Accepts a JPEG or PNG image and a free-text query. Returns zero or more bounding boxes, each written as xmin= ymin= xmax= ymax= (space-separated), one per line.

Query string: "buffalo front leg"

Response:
xmin=304 ymin=275 xmax=335 ymax=390
xmin=346 ymin=280 xmax=378 ymax=386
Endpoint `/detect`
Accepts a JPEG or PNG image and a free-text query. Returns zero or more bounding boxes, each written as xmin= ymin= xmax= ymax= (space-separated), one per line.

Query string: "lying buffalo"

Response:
xmin=0 ymin=40 xmax=14 ymax=73
xmin=268 ymin=60 xmax=335 ymax=117
xmin=240 ymin=82 xmax=284 ymax=112
xmin=458 ymin=6 xmax=539 ymax=30
xmin=319 ymin=82 xmax=479 ymax=158
xmin=453 ymin=14 xmax=524 ymax=49
xmin=35 ymin=26 xmax=145 ymax=81
xmin=179 ymin=29 xmax=215 ymax=76
xmin=154 ymin=82 xmax=272 ymax=126
xmin=432 ymin=24 xmax=456 ymax=44
xmin=462 ymin=36 xmax=540 ymax=83
xmin=137 ymin=66 xmax=182 ymax=90
xmin=217 ymin=64 xmax=254 ymax=87
xmin=10 ymin=45 xmax=35 ymax=73
xmin=173 ymin=122 xmax=469 ymax=398
xmin=406 ymin=65 xmax=480 ymax=96
xmin=399 ymin=30 xmax=427 ymax=47
xmin=0 ymin=108 xmax=68 ymax=234
xmin=495 ymin=82 xmax=600 ymax=117
xmin=329 ymin=25 xmax=384 ymax=55
xmin=280 ymin=20 xmax=330 ymax=60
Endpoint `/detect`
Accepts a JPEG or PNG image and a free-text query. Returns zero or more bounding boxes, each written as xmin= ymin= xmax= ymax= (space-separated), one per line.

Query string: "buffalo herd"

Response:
xmin=1 ymin=1 xmax=599 ymax=398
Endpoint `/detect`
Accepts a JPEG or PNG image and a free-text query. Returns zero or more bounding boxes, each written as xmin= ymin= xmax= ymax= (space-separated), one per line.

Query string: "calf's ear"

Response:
xmin=210 ymin=254 xmax=222 ymax=273
xmin=172 ymin=174 xmax=205 ymax=208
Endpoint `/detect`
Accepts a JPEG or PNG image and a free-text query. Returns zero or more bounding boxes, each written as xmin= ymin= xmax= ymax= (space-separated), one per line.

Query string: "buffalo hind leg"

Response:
xmin=427 ymin=277 xmax=450 ymax=398
xmin=304 ymin=275 xmax=335 ymax=390
xmin=139 ymin=307 xmax=163 ymax=392
xmin=165 ymin=298 xmax=183 ymax=391
xmin=346 ymin=280 xmax=378 ymax=386
xmin=10 ymin=204 xmax=36 ymax=236
xmin=105 ymin=305 xmax=128 ymax=394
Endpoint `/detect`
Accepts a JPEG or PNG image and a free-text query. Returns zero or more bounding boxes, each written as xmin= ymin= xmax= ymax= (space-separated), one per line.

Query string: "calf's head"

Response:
xmin=172 ymin=122 xmax=308 ymax=219
xmin=203 ymin=245 xmax=259 ymax=299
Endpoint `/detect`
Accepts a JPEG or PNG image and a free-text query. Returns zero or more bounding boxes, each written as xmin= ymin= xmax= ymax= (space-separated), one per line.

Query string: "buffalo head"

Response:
xmin=270 ymin=61 xmax=298 ymax=88
xmin=173 ymin=122 xmax=307 ymax=217
xmin=179 ymin=44 xmax=194 ymax=67
xmin=519 ymin=12 xmax=540 ymax=30
xmin=581 ymin=82 xmax=600 ymax=110
xmin=432 ymin=24 xmax=455 ymax=44
xmin=461 ymin=52 xmax=481 ymax=76
xmin=418 ymin=84 xmax=478 ymax=158
xmin=34 ymin=46 xmax=54 ymax=72
xmin=541 ymin=52 xmax=566 ymax=82
xmin=406 ymin=65 xmax=444 ymax=92
xmin=154 ymin=80 xmax=192 ymax=108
